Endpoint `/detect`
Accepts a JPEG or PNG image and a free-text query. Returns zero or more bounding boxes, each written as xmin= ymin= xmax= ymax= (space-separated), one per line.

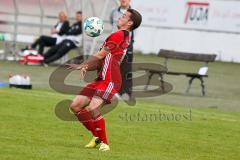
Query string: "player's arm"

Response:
xmin=93 ymin=47 xmax=109 ymax=60
xmin=66 ymin=32 xmax=116 ymax=73
xmin=66 ymin=47 xmax=109 ymax=71
xmin=81 ymin=48 xmax=109 ymax=71
xmin=51 ymin=23 xmax=64 ymax=34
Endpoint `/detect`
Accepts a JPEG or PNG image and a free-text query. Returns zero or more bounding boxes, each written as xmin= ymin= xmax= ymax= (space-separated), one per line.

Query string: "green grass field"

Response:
xmin=0 ymin=54 xmax=240 ymax=159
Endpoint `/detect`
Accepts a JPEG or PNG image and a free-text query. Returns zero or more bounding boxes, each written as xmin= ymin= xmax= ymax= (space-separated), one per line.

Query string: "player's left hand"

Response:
xmin=66 ymin=63 xmax=88 ymax=79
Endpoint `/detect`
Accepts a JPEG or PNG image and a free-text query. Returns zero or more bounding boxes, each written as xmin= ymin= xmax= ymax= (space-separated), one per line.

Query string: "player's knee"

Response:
xmin=85 ymin=103 xmax=99 ymax=112
xmin=70 ymin=99 xmax=87 ymax=113
xmin=85 ymin=105 xmax=94 ymax=112
xmin=39 ymin=36 xmax=44 ymax=41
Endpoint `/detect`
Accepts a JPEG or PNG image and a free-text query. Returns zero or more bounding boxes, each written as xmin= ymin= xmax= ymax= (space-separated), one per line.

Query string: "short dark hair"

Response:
xmin=127 ymin=8 xmax=142 ymax=31
xmin=77 ymin=11 xmax=82 ymax=14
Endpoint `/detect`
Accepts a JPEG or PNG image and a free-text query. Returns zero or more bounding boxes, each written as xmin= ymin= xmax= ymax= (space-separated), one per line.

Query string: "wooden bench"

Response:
xmin=144 ymin=49 xmax=217 ymax=96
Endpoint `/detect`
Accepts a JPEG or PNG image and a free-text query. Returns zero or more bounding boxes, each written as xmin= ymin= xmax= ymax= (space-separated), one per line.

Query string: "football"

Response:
xmin=84 ymin=17 xmax=104 ymax=37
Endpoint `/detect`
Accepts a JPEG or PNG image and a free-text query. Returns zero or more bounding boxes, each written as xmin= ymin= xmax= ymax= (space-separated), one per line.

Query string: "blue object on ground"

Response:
xmin=0 ymin=82 xmax=9 ymax=87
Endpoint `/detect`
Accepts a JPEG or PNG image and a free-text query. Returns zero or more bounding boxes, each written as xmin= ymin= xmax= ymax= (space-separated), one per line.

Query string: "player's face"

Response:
xmin=120 ymin=0 xmax=131 ymax=8
xmin=117 ymin=11 xmax=133 ymax=30
xmin=59 ymin=11 xmax=67 ymax=22
xmin=75 ymin=13 xmax=82 ymax=22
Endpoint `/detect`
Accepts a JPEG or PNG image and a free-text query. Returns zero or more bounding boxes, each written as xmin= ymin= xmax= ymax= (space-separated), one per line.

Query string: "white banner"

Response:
xmin=132 ymin=0 xmax=240 ymax=33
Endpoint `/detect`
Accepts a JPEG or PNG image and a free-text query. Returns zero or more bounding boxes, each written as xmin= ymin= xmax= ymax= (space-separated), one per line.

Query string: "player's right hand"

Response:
xmin=80 ymin=67 xmax=87 ymax=79
xmin=65 ymin=63 xmax=82 ymax=70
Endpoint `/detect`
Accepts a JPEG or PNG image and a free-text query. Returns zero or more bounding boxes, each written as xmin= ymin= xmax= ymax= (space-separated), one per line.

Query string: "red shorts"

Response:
xmin=80 ymin=80 xmax=120 ymax=104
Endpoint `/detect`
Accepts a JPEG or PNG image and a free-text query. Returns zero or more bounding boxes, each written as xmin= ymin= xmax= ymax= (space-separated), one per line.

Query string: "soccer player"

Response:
xmin=67 ymin=9 xmax=142 ymax=151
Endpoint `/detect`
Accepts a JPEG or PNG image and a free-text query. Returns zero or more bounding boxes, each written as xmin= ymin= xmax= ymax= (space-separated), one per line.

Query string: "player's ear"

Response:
xmin=127 ymin=21 xmax=133 ymax=28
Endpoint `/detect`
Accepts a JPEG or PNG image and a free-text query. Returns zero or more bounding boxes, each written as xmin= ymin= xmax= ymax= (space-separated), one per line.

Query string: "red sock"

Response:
xmin=94 ymin=115 xmax=108 ymax=144
xmin=76 ymin=109 xmax=98 ymax=137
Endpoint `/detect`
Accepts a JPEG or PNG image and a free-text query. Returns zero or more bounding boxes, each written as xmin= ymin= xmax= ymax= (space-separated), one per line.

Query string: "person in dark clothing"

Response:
xmin=43 ymin=11 xmax=82 ymax=64
xmin=22 ymin=11 xmax=69 ymax=55
xmin=110 ymin=0 xmax=135 ymax=104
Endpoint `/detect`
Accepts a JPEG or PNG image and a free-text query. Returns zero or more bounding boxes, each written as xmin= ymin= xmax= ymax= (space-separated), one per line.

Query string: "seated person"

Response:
xmin=43 ymin=11 xmax=82 ymax=64
xmin=22 ymin=11 xmax=69 ymax=55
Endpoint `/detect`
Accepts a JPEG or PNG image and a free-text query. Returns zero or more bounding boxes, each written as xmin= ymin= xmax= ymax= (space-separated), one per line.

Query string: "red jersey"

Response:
xmin=80 ymin=30 xmax=130 ymax=103
xmin=98 ymin=30 xmax=130 ymax=82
